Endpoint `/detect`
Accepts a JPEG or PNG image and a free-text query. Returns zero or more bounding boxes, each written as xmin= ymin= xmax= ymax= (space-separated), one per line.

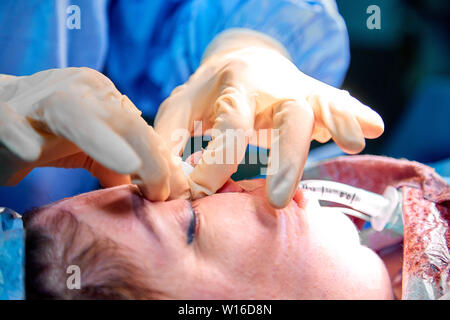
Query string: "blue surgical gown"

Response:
xmin=0 ymin=0 xmax=350 ymax=213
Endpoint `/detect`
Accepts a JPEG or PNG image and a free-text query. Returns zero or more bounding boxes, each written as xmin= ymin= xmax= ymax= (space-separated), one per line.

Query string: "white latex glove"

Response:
xmin=0 ymin=67 xmax=189 ymax=201
xmin=155 ymin=29 xmax=384 ymax=208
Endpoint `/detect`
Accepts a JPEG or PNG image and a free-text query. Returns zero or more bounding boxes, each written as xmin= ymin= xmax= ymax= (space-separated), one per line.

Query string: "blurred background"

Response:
xmin=333 ymin=0 xmax=449 ymax=163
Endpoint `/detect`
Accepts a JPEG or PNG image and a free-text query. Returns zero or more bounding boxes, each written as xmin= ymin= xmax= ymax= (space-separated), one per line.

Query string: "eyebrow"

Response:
xmin=130 ymin=193 xmax=161 ymax=242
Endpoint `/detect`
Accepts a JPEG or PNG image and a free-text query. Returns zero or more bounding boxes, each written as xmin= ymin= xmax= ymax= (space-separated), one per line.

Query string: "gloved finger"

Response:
xmin=266 ymin=100 xmax=314 ymax=208
xmin=29 ymin=93 xmax=142 ymax=174
xmin=154 ymin=85 xmax=193 ymax=156
xmin=311 ymin=125 xmax=332 ymax=143
xmin=110 ymin=96 xmax=190 ymax=201
xmin=189 ymin=86 xmax=254 ymax=199
xmin=339 ymin=91 xmax=384 ymax=139
xmin=0 ymin=102 xmax=43 ymax=161
xmin=129 ymin=126 xmax=188 ymax=201
xmin=316 ymin=96 xmax=366 ymax=154
xmin=166 ymin=154 xmax=191 ymax=200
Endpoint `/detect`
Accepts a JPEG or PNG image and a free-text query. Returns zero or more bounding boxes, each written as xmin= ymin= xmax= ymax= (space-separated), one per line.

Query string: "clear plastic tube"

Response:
xmin=298 ymin=180 xmax=403 ymax=233
xmin=298 ymin=180 xmax=390 ymax=216
xmin=320 ymin=207 xmax=371 ymax=222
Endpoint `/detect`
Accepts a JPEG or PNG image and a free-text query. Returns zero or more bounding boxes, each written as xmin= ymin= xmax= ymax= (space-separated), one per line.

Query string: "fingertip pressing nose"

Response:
xmin=188 ymin=177 xmax=214 ymax=200
xmin=136 ymin=180 xmax=170 ymax=202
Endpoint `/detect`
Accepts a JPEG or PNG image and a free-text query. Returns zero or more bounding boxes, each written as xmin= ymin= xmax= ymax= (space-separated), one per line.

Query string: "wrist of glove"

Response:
xmin=202 ymin=28 xmax=292 ymax=63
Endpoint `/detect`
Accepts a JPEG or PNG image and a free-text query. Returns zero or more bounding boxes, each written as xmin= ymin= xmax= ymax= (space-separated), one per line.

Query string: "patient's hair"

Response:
xmin=24 ymin=209 xmax=156 ymax=299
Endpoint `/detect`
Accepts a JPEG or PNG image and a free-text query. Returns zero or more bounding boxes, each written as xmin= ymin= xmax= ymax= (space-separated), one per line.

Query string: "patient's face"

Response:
xmin=31 ymin=179 xmax=393 ymax=299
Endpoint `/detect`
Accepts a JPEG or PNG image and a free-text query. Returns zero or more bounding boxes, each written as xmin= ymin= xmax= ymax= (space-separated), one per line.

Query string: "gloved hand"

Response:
xmin=155 ymin=29 xmax=384 ymax=208
xmin=0 ymin=67 xmax=189 ymax=201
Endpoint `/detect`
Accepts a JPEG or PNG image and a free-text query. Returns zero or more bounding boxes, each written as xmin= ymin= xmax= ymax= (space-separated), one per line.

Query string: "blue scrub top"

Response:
xmin=0 ymin=0 xmax=350 ymax=213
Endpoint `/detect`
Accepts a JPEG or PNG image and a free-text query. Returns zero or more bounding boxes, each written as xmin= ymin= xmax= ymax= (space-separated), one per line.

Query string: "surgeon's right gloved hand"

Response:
xmin=0 ymin=67 xmax=189 ymax=201
xmin=155 ymin=29 xmax=384 ymax=208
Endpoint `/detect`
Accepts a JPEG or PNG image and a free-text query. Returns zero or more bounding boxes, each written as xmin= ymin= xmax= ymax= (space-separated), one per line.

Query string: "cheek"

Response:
xmin=295 ymin=201 xmax=392 ymax=299
xmin=296 ymin=200 xmax=363 ymax=276
xmin=305 ymin=199 xmax=362 ymax=246
xmin=195 ymin=194 xmax=278 ymax=267
xmin=193 ymin=193 xmax=306 ymax=296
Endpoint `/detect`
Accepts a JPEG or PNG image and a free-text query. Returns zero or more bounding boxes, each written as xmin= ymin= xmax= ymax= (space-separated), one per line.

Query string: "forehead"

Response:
xmin=30 ymin=185 xmax=151 ymax=245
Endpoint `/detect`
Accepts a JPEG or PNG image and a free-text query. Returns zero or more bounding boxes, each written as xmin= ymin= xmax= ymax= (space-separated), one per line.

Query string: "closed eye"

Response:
xmin=187 ymin=204 xmax=197 ymax=244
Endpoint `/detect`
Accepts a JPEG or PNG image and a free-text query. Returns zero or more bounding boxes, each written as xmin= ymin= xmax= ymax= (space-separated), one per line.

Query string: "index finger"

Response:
xmin=110 ymin=96 xmax=190 ymax=201
xmin=189 ymin=86 xmax=254 ymax=199
xmin=266 ymin=99 xmax=314 ymax=208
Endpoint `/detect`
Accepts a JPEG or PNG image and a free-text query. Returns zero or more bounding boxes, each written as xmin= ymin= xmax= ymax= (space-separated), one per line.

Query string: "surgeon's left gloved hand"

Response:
xmin=0 ymin=68 xmax=189 ymax=201
xmin=155 ymin=29 xmax=384 ymax=208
